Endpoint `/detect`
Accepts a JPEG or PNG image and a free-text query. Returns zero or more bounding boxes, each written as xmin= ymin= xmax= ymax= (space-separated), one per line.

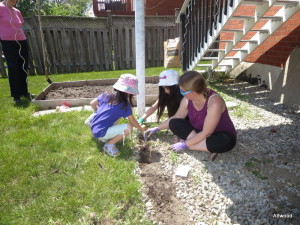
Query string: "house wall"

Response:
xmin=242 ymin=11 xmax=300 ymax=89
xmin=93 ymin=0 xmax=134 ymax=17
xmin=245 ymin=12 xmax=300 ymax=68
xmin=245 ymin=63 xmax=283 ymax=90
xmin=269 ymin=47 xmax=300 ymax=110
xmin=145 ymin=0 xmax=184 ymax=16
xmin=94 ymin=0 xmax=184 ymax=17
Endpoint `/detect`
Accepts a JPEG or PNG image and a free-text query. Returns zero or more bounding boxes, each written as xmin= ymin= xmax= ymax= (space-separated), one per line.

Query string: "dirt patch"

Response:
xmin=137 ymin=137 xmax=190 ymax=225
xmin=138 ymin=143 xmax=162 ymax=164
xmin=45 ymin=83 xmax=158 ymax=100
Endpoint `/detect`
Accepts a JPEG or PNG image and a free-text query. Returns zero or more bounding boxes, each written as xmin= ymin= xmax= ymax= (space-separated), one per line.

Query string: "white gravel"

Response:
xmin=136 ymin=82 xmax=300 ymax=225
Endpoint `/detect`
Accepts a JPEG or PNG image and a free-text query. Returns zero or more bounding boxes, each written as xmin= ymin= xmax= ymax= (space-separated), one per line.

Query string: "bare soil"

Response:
xmin=44 ymin=83 xmax=158 ymax=100
xmin=137 ymin=137 xmax=190 ymax=225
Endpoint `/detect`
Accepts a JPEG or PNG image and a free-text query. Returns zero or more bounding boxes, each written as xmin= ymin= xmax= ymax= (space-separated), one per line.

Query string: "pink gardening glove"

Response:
xmin=171 ymin=141 xmax=187 ymax=152
xmin=143 ymin=127 xmax=160 ymax=141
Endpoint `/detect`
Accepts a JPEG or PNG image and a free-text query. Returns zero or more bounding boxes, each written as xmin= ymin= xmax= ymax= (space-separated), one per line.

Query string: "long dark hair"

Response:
xmin=108 ymin=89 xmax=134 ymax=108
xmin=157 ymin=84 xmax=183 ymax=121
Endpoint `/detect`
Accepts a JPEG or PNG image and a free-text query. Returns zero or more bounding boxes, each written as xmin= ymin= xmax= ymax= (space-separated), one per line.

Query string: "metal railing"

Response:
xmin=180 ymin=0 xmax=233 ymax=71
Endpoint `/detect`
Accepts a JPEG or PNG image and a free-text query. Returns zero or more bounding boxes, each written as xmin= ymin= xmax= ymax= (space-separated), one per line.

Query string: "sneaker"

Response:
xmin=103 ymin=144 xmax=120 ymax=157
xmin=13 ymin=97 xmax=21 ymax=103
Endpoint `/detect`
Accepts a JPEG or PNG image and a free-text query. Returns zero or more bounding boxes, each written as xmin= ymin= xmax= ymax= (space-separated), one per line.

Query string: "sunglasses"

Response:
xmin=180 ymin=88 xmax=192 ymax=96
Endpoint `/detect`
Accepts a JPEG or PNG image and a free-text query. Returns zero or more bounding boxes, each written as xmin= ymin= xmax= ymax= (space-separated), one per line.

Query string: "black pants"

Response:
xmin=1 ymin=40 xmax=29 ymax=98
xmin=169 ymin=118 xmax=237 ymax=153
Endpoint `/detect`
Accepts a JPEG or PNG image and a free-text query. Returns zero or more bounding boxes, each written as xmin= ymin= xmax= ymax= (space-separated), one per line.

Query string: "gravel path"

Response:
xmin=135 ymin=81 xmax=300 ymax=225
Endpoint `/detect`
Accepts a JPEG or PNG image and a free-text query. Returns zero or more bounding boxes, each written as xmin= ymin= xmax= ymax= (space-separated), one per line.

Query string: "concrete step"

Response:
xmin=261 ymin=16 xmax=283 ymax=22
xmin=196 ymin=64 xmax=212 ymax=67
xmin=202 ymin=57 xmax=219 ymax=60
xmin=222 ymin=29 xmax=244 ymax=32
xmin=231 ymin=15 xmax=255 ymax=20
xmin=240 ymin=0 xmax=269 ymax=6
xmin=250 ymin=29 xmax=270 ymax=34
xmin=206 ymin=49 xmax=226 ymax=52
xmin=274 ymin=0 xmax=300 ymax=6
xmin=195 ymin=70 xmax=208 ymax=73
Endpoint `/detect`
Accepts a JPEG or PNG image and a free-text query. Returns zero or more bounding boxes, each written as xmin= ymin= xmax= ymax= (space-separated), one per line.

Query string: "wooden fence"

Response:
xmin=0 ymin=15 xmax=179 ymax=77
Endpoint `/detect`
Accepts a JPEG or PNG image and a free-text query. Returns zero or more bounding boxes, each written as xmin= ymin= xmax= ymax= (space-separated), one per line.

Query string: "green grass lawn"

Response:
xmin=0 ymin=67 xmax=180 ymax=225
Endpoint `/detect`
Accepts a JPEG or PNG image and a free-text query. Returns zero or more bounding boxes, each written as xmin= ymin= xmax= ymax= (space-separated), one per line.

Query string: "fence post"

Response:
xmin=26 ymin=12 xmax=45 ymax=75
xmin=107 ymin=10 xmax=114 ymax=70
xmin=175 ymin=8 xmax=180 ymax=37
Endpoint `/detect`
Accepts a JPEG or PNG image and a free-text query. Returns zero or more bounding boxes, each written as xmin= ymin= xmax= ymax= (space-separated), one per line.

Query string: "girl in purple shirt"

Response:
xmin=144 ymin=71 xmax=237 ymax=161
xmin=85 ymin=74 xmax=147 ymax=157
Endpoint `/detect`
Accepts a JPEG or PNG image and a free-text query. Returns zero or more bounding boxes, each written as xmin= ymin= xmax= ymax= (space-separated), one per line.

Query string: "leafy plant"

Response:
xmin=245 ymin=158 xmax=268 ymax=180
xmin=245 ymin=160 xmax=256 ymax=168
xmin=231 ymin=105 xmax=257 ymax=119
xmin=169 ymin=151 xmax=179 ymax=163
xmin=251 ymin=170 xmax=267 ymax=180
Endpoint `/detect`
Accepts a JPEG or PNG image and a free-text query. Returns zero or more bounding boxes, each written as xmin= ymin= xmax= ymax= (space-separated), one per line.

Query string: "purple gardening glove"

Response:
xmin=171 ymin=141 xmax=187 ymax=152
xmin=143 ymin=127 xmax=160 ymax=141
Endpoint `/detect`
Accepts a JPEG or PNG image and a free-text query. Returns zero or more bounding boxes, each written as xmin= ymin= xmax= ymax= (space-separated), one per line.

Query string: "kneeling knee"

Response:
xmin=124 ymin=124 xmax=133 ymax=136
xmin=169 ymin=118 xmax=180 ymax=132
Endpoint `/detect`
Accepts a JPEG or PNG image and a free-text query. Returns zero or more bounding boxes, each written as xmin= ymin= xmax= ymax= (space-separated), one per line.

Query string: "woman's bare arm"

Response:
xmin=140 ymin=100 xmax=159 ymax=120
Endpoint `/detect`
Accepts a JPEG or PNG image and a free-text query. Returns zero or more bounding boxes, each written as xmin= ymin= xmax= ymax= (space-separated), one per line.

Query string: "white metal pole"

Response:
xmin=135 ymin=0 xmax=145 ymax=117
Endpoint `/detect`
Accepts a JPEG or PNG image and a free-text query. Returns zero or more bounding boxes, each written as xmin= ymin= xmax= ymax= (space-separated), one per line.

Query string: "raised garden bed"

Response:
xmin=32 ymin=76 xmax=159 ymax=110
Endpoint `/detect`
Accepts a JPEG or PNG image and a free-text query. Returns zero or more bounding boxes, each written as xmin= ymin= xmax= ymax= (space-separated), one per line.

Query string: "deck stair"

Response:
xmin=179 ymin=0 xmax=300 ymax=74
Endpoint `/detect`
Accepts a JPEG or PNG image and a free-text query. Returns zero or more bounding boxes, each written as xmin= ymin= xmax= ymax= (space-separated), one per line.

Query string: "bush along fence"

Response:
xmin=0 ymin=14 xmax=179 ymax=77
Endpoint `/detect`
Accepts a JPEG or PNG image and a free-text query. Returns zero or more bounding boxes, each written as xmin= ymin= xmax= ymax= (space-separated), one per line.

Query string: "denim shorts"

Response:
xmin=98 ymin=123 xmax=129 ymax=142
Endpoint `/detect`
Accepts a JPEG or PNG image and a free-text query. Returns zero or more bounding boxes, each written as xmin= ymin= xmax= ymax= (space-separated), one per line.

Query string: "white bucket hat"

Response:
xmin=158 ymin=70 xmax=179 ymax=86
xmin=113 ymin=74 xmax=139 ymax=95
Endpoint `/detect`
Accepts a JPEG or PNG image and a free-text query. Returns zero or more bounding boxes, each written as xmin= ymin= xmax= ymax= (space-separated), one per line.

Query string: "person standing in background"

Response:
xmin=0 ymin=0 xmax=32 ymax=103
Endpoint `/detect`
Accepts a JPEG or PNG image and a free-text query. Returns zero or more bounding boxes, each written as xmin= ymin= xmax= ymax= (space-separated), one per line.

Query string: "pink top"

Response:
xmin=0 ymin=2 xmax=26 ymax=41
xmin=188 ymin=89 xmax=237 ymax=137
